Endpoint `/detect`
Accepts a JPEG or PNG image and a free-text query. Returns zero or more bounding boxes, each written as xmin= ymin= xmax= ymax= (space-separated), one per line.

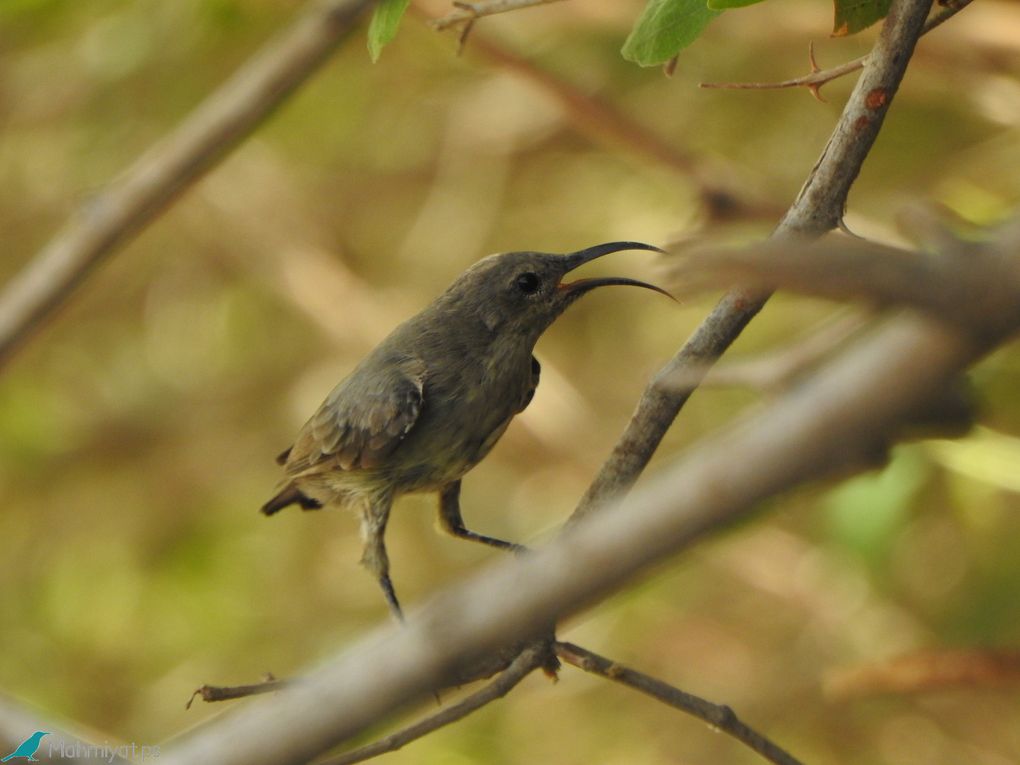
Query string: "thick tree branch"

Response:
xmin=666 ymin=232 xmax=1020 ymax=334
xmin=570 ymin=0 xmax=936 ymax=521
xmin=0 ymin=0 xmax=374 ymax=370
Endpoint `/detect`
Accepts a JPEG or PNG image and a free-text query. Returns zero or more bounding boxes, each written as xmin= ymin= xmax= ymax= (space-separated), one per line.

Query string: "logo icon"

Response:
xmin=1 ymin=732 xmax=49 ymax=762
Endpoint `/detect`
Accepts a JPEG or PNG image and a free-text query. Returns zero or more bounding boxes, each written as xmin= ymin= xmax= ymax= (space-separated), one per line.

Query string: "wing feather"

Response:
xmin=282 ymin=355 xmax=425 ymax=474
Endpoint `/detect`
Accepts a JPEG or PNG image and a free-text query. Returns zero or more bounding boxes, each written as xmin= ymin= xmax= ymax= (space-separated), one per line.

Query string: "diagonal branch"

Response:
xmin=555 ymin=642 xmax=804 ymax=765
xmin=0 ymin=693 xmax=134 ymax=765
xmin=569 ymin=0 xmax=937 ymax=522
xmin=320 ymin=643 xmax=548 ymax=765
xmin=0 ymin=0 xmax=375 ymax=371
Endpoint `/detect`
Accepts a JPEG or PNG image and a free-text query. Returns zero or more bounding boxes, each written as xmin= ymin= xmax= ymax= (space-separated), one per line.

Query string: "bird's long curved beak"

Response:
xmin=559 ymin=241 xmax=674 ymax=300
xmin=559 ymin=275 xmax=674 ymax=299
xmin=562 ymin=241 xmax=666 ymax=270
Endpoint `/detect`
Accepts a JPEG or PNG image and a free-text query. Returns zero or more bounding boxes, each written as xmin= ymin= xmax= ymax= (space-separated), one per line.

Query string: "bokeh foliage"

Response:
xmin=1 ymin=1 xmax=1019 ymax=763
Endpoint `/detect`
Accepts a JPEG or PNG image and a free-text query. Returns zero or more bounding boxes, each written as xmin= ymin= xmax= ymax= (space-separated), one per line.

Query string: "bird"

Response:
xmin=261 ymin=241 xmax=670 ymax=619
xmin=2 ymin=731 xmax=48 ymax=762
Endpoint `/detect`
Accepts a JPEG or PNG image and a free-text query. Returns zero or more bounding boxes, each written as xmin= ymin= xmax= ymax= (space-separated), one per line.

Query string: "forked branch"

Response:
xmin=700 ymin=0 xmax=971 ymax=98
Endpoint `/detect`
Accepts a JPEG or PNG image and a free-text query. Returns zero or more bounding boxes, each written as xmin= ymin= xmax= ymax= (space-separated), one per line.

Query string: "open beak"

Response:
xmin=558 ymin=241 xmax=674 ymax=300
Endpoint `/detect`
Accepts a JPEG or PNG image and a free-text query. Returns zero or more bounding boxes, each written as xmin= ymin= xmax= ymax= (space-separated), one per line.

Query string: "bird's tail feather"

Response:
xmin=261 ymin=484 xmax=322 ymax=515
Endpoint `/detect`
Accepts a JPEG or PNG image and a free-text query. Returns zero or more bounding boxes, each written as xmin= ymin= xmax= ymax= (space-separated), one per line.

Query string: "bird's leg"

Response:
xmin=358 ymin=495 xmax=403 ymax=621
xmin=438 ymin=481 xmax=528 ymax=554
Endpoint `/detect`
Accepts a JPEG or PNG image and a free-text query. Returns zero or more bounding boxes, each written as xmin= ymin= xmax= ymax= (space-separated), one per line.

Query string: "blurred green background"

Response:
xmin=2 ymin=0 xmax=1019 ymax=763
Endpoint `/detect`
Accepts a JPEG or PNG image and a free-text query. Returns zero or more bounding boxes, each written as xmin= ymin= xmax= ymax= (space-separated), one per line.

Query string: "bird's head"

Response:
xmin=441 ymin=241 xmax=671 ymax=341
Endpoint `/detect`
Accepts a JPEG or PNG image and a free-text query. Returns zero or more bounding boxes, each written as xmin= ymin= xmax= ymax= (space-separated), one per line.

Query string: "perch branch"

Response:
xmin=556 ymin=642 xmax=804 ymax=765
xmin=0 ymin=0 xmax=375 ymax=370
xmin=700 ymin=0 xmax=971 ymax=96
xmin=570 ymin=0 xmax=936 ymax=522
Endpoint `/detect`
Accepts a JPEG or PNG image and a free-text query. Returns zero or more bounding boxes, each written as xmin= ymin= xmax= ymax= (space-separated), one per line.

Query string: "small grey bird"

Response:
xmin=262 ymin=241 xmax=669 ymax=619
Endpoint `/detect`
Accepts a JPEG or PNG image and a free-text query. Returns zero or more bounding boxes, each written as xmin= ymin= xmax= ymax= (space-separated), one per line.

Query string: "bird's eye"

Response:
xmin=515 ymin=272 xmax=541 ymax=295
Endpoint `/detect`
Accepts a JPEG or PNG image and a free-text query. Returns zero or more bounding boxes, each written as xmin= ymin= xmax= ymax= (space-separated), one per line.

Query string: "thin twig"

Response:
xmin=320 ymin=643 xmax=547 ymax=765
xmin=556 ymin=642 xmax=805 ymax=765
xmin=700 ymin=0 xmax=971 ymax=96
xmin=0 ymin=0 xmax=374 ymax=370
xmin=186 ymin=678 xmax=291 ymax=709
xmin=569 ymin=0 xmax=936 ymax=522
xmin=430 ymin=0 xmax=566 ymax=31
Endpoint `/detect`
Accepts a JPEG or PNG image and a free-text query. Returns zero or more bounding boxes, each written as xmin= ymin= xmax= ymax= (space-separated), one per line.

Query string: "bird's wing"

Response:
xmin=284 ymin=355 xmax=426 ymax=473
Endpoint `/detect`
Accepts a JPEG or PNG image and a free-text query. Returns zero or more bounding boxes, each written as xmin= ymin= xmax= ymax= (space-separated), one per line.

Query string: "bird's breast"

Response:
xmin=381 ymin=348 xmax=533 ymax=491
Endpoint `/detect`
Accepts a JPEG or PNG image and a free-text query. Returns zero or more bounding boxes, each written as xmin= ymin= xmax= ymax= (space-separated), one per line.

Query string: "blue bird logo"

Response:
xmin=1 ymin=731 xmax=49 ymax=762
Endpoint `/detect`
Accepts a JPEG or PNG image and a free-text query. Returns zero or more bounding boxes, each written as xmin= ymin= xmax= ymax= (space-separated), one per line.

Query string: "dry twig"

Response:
xmin=321 ymin=643 xmax=549 ymax=765
xmin=700 ymin=0 xmax=971 ymax=97
xmin=556 ymin=642 xmax=805 ymax=765
xmin=187 ymin=677 xmax=291 ymax=709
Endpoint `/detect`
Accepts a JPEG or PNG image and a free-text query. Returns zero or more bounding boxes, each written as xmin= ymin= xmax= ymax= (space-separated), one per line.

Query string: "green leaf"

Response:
xmin=367 ymin=0 xmax=411 ymax=63
xmin=622 ymin=0 xmax=722 ymax=67
xmin=707 ymin=0 xmax=766 ymax=8
xmin=832 ymin=0 xmax=891 ymax=36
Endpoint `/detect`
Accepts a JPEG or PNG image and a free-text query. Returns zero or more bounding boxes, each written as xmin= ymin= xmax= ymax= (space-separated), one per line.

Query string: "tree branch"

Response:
xmin=569 ymin=0 xmax=936 ymax=521
xmin=555 ymin=642 xmax=804 ymax=765
xmin=701 ymin=0 xmax=972 ymax=96
xmin=190 ymin=634 xmax=803 ymax=765
xmin=0 ymin=693 xmax=134 ymax=765
xmin=0 ymin=0 xmax=375 ymax=370
xmin=321 ymin=642 xmax=549 ymax=765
